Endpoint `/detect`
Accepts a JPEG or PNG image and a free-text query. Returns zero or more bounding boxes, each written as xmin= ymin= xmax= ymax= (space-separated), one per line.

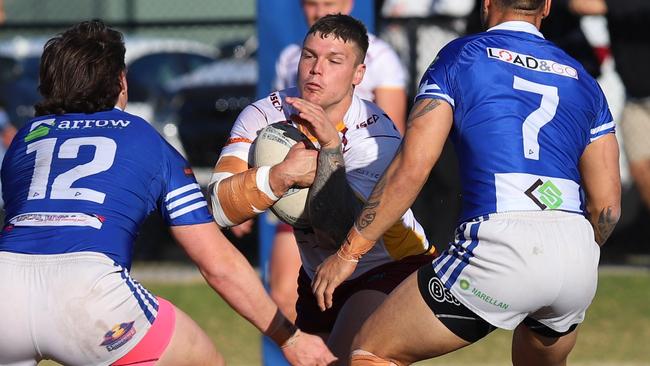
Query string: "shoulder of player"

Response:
xmin=247 ymin=87 xmax=297 ymax=120
xmin=230 ymin=88 xmax=298 ymax=139
xmin=445 ymin=33 xmax=488 ymax=58
xmin=23 ymin=109 xmax=156 ymax=137
xmin=344 ymin=97 xmax=400 ymax=138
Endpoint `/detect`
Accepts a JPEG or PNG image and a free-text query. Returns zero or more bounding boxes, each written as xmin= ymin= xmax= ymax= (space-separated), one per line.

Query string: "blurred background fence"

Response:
xmin=0 ymin=0 xmax=647 ymax=267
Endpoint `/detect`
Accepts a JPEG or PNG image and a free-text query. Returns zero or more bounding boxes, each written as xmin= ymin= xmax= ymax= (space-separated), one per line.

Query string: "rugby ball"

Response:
xmin=252 ymin=122 xmax=313 ymax=228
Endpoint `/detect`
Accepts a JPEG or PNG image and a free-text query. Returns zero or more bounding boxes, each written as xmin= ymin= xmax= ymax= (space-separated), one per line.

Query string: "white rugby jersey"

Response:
xmin=218 ymin=88 xmax=433 ymax=280
xmin=274 ymin=34 xmax=407 ymax=101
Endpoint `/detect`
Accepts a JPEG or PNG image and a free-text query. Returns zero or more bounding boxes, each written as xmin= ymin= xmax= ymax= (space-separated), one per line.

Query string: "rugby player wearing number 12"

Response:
xmin=312 ymin=0 xmax=622 ymax=365
xmin=0 ymin=20 xmax=334 ymax=366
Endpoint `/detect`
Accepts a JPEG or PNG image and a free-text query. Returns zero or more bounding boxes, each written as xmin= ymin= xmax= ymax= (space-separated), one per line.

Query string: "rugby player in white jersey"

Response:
xmin=267 ymin=0 xmax=409 ymax=334
xmin=210 ymin=14 xmax=435 ymax=364
xmin=0 ymin=20 xmax=334 ymax=366
xmin=314 ymin=0 xmax=622 ymax=365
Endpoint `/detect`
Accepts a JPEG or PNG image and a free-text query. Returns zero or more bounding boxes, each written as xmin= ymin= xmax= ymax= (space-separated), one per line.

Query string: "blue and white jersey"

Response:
xmin=416 ymin=21 xmax=614 ymax=222
xmin=0 ymin=108 xmax=212 ymax=268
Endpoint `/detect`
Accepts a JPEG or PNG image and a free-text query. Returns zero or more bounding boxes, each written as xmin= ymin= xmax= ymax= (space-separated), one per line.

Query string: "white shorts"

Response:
xmin=0 ymin=251 xmax=158 ymax=366
xmin=432 ymin=211 xmax=600 ymax=332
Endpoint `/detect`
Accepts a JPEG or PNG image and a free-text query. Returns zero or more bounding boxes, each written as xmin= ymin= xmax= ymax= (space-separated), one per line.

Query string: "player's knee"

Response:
xmin=350 ymin=350 xmax=398 ymax=366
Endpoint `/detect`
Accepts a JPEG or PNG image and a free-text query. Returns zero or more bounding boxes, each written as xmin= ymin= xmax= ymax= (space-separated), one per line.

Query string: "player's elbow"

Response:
xmin=208 ymin=180 xmax=236 ymax=228
xmin=198 ymin=249 xmax=245 ymax=289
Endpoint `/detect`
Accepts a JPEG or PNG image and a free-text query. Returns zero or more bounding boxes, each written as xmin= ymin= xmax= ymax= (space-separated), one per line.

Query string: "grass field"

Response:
xmin=39 ymin=269 xmax=649 ymax=365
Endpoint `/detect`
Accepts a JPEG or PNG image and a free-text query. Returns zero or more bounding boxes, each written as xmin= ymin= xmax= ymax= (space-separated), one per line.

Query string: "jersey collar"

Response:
xmin=487 ymin=21 xmax=544 ymax=39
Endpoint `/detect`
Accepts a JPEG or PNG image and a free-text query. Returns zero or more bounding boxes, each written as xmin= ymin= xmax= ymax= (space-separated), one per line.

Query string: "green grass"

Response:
xmin=38 ymin=270 xmax=650 ymax=365
xmin=147 ymin=282 xmax=260 ymax=365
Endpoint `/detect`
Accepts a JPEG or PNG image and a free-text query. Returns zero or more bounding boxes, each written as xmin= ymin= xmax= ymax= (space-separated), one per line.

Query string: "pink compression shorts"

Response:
xmin=112 ymin=297 xmax=176 ymax=366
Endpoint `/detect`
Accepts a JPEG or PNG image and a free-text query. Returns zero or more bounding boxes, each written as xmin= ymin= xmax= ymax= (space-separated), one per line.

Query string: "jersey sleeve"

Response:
xmin=588 ymin=82 xmax=615 ymax=143
xmin=219 ymin=104 xmax=269 ymax=163
xmin=159 ymin=140 xmax=213 ymax=226
xmin=414 ymin=39 xmax=464 ymax=108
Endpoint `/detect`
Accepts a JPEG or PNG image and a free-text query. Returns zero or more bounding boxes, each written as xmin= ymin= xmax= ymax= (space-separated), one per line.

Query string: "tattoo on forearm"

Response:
xmin=355 ymin=177 xmax=385 ymax=230
xmin=593 ymin=207 xmax=617 ymax=245
xmin=407 ymin=99 xmax=442 ymax=126
xmin=308 ymin=145 xmax=361 ymax=246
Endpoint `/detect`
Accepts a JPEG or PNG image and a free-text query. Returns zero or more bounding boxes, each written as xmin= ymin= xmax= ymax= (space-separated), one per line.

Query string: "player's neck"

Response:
xmin=487 ymin=11 xmax=543 ymax=30
xmin=323 ymin=93 xmax=353 ymax=127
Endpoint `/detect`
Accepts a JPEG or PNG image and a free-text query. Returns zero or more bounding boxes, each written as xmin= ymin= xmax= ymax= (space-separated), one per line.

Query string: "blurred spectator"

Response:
xmin=570 ymin=0 xmax=650 ymax=212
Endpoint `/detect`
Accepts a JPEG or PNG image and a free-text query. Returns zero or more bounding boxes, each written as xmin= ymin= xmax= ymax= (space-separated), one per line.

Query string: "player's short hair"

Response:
xmin=305 ymin=13 xmax=369 ymax=64
xmin=492 ymin=0 xmax=545 ymax=12
xmin=35 ymin=20 xmax=126 ymax=116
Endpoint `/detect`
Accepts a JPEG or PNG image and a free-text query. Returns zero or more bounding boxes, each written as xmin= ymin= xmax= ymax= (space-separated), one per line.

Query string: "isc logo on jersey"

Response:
xmin=486 ymin=47 xmax=578 ymax=79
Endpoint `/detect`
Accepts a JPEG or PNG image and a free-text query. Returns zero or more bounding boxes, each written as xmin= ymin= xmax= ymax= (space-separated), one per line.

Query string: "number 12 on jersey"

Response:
xmin=26 ymin=137 xmax=117 ymax=204
xmin=513 ymin=76 xmax=559 ymax=160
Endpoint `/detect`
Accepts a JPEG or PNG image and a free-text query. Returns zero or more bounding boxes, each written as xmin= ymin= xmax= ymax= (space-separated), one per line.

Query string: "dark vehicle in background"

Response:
xmin=163 ymin=58 xmax=256 ymax=178
xmin=0 ymin=37 xmax=219 ymax=131
xmin=0 ymin=38 xmax=42 ymax=128
xmin=161 ymin=36 xmax=257 ymax=172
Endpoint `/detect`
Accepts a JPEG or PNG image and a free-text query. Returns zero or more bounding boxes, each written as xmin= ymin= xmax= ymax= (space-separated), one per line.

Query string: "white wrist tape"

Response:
xmin=255 ymin=165 xmax=280 ymax=201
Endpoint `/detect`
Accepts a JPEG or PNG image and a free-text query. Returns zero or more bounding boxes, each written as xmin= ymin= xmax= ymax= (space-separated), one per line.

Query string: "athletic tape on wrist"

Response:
xmin=215 ymin=168 xmax=277 ymax=225
xmin=280 ymin=329 xmax=301 ymax=349
xmin=255 ymin=165 xmax=280 ymax=201
xmin=265 ymin=311 xmax=299 ymax=347
xmin=337 ymin=225 xmax=376 ymax=262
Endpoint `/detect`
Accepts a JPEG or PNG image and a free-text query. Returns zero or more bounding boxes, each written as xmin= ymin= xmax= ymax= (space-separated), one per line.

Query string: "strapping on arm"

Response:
xmin=210 ymin=156 xmax=279 ymax=227
xmin=337 ymin=225 xmax=377 ymax=262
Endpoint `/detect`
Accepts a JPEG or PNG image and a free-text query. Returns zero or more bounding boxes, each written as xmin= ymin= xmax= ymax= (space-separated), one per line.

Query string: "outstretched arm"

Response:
xmin=171 ymin=222 xmax=336 ymax=365
xmin=311 ymin=98 xmax=454 ymax=311
xmin=579 ymin=133 xmax=621 ymax=245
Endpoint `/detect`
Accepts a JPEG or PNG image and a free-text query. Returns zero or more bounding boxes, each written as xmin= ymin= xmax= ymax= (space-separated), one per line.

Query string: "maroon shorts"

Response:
xmin=276 ymin=222 xmax=294 ymax=234
xmin=295 ymin=254 xmax=435 ymax=334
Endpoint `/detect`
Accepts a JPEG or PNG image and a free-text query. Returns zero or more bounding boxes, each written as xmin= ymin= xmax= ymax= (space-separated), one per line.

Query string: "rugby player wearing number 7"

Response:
xmin=314 ymin=0 xmax=622 ymax=365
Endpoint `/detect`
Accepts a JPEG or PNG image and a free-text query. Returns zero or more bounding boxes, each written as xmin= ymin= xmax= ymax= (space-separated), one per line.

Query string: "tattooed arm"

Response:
xmin=310 ymin=98 xmax=453 ymax=311
xmin=579 ymin=133 xmax=621 ymax=245
xmin=308 ymin=145 xmax=362 ymax=248
xmin=353 ymin=98 xmax=453 ymax=242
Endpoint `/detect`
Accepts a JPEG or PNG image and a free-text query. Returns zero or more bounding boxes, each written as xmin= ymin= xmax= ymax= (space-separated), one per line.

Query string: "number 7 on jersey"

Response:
xmin=513 ymin=76 xmax=559 ymax=160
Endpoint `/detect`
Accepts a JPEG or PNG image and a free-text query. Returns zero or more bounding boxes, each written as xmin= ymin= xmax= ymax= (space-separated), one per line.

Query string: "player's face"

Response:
xmin=298 ymin=32 xmax=365 ymax=109
xmin=302 ymin=0 xmax=353 ymax=27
